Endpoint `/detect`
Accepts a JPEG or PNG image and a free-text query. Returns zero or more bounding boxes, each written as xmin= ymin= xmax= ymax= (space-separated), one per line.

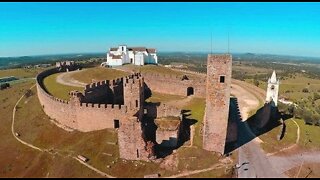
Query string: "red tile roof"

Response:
xmin=147 ymin=48 xmax=156 ymax=53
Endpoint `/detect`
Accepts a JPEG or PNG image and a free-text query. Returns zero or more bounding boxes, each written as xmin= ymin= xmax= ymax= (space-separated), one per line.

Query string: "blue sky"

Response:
xmin=1 ymin=2 xmax=320 ymax=57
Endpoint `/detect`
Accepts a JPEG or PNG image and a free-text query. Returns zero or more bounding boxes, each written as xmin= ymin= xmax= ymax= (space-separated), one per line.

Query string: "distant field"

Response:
xmin=233 ymin=63 xmax=274 ymax=75
xmin=279 ymin=74 xmax=320 ymax=102
xmin=70 ymin=67 xmax=129 ymax=84
xmin=43 ymin=73 xmax=83 ymax=100
xmin=245 ymin=72 xmax=320 ymax=102
xmin=0 ymin=68 xmax=47 ymax=79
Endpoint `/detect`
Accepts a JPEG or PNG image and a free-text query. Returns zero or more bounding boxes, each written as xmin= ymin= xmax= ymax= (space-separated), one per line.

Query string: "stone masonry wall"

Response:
xmin=144 ymin=103 xmax=181 ymax=119
xmin=203 ymin=54 xmax=232 ymax=154
xmin=142 ymin=73 xmax=206 ymax=98
xmin=156 ymin=129 xmax=179 ymax=148
xmin=37 ymin=68 xmax=131 ymax=132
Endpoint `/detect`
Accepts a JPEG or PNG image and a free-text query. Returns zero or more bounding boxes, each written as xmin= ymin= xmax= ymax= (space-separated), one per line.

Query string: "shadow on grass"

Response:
xmin=224 ymin=97 xmax=293 ymax=155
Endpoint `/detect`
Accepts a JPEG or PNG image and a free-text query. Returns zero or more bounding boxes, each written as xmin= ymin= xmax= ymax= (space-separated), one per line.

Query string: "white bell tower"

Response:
xmin=266 ymin=70 xmax=279 ymax=107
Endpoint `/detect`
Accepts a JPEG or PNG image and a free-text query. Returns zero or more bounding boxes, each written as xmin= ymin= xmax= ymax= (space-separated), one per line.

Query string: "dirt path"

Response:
xmin=165 ymin=162 xmax=225 ymax=178
xmin=230 ymin=83 xmax=260 ymax=121
xmin=11 ymin=84 xmax=114 ymax=178
xmin=56 ymin=70 xmax=87 ymax=87
xmin=293 ymin=119 xmax=300 ymax=144
xmin=12 ymin=84 xmax=43 ymax=152
xmin=232 ymin=79 xmax=266 ymax=106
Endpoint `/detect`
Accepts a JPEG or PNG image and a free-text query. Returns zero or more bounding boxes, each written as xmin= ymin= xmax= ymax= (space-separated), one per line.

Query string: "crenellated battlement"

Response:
xmin=79 ymin=102 xmax=126 ymax=110
xmin=83 ymin=73 xmax=142 ymax=92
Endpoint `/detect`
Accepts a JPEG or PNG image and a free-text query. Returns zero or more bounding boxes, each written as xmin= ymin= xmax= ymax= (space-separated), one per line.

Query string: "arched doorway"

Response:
xmin=187 ymin=87 xmax=194 ymax=96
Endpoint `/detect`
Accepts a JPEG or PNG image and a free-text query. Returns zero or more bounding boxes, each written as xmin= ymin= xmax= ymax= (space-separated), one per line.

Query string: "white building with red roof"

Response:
xmin=101 ymin=45 xmax=158 ymax=67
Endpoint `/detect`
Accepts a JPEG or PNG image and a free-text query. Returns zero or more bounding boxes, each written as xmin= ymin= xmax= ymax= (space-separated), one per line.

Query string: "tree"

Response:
xmin=254 ymin=79 xmax=260 ymax=87
xmin=302 ymin=109 xmax=314 ymax=125
xmin=25 ymin=89 xmax=34 ymax=98
xmin=314 ymin=92 xmax=320 ymax=101
xmin=302 ymin=88 xmax=309 ymax=93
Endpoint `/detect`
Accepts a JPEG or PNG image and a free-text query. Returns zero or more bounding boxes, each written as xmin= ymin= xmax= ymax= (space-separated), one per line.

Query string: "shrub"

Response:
xmin=253 ymin=79 xmax=259 ymax=87
xmin=314 ymin=92 xmax=320 ymax=101
xmin=302 ymin=88 xmax=309 ymax=93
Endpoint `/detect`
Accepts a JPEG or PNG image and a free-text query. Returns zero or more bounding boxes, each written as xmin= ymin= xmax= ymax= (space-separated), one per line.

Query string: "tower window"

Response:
xmin=136 ymin=100 xmax=138 ymax=107
xmin=114 ymin=119 xmax=120 ymax=129
xmin=187 ymin=87 xmax=194 ymax=96
xmin=220 ymin=76 xmax=225 ymax=83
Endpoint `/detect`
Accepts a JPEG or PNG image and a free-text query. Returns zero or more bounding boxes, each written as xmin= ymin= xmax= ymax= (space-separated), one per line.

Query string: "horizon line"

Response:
xmin=1 ymin=51 xmax=320 ymax=59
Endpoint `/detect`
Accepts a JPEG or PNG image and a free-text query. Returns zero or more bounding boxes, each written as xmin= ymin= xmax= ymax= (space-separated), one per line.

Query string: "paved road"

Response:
xmin=233 ymin=82 xmax=285 ymax=178
xmin=237 ymin=121 xmax=285 ymax=178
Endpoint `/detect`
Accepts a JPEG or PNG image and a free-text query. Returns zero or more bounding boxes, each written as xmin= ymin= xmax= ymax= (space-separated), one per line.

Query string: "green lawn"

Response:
xmin=145 ymin=91 xmax=185 ymax=103
xmin=296 ymin=118 xmax=320 ymax=149
xmin=70 ymin=67 xmax=129 ymax=84
xmin=43 ymin=73 xmax=83 ymax=100
xmin=182 ymin=98 xmax=206 ymax=148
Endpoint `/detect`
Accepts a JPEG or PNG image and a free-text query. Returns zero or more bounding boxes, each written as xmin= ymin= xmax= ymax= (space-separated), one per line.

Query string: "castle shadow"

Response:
xmin=224 ymin=97 xmax=293 ymax=155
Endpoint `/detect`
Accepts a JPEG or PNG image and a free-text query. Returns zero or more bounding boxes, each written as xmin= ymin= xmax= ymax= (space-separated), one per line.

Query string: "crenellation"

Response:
xmin=114 ymin=104 xmax=121 ymax=109
xmin=90 ymin=83 xmax=96 ymax=89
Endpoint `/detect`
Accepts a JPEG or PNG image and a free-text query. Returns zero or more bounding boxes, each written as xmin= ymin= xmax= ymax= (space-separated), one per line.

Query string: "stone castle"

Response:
xmin=36 ymin=54 xmax=235 ymax=161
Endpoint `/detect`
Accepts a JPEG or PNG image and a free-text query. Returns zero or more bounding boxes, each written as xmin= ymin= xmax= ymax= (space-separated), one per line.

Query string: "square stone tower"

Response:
xmin=118 ymin=73 xmax=149 ymax=160
xmin=203 ymin=54 xmax=232 ymax=154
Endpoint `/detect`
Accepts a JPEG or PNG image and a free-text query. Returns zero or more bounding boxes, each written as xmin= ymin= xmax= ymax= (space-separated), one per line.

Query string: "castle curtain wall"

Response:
xmin=36 ymin=69 xmax=128 ymax=132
